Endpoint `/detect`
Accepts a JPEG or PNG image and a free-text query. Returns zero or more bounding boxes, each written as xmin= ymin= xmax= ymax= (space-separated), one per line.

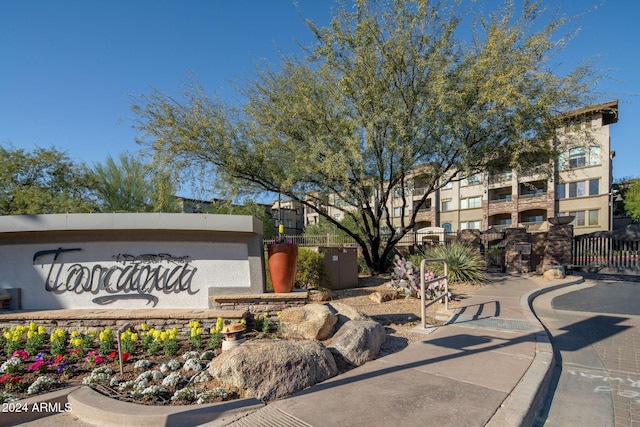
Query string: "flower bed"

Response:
xmin=0 ymin=316 xmax=280 ymax=405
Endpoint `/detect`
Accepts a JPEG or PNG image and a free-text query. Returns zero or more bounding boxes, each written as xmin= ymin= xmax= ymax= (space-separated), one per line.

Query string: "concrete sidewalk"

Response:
xmin=226 ymin=275 xmax=581 ymax=427
xmin=14 ymin=274 xmax=583 ymax=427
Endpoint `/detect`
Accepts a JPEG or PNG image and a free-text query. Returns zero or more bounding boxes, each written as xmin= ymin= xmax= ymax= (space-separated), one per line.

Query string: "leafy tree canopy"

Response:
xmin=92 ymin=152 xmax=180 ymax=213
xmin=0 ymin=143 xmax=98 ymax=215
xmin=623 ymin=179 xmax=640 ymax=222
xmin=131 ymin=0 xmax=599 ymax=273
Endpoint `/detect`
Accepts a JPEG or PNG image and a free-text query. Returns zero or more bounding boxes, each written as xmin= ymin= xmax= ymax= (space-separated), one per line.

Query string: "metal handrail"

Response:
xmin=419 ymin=258 xmax=449 ymax=329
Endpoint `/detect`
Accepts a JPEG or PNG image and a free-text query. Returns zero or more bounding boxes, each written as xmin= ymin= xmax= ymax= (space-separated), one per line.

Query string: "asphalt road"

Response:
xmin=533 ymin=276 xmax=640 ymax=427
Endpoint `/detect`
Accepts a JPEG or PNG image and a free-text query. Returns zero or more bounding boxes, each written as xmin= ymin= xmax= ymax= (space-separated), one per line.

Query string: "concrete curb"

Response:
xmin=66 ymin=386 xmax=264 ymax=427
xmin=486 ymin=276 xmax=585 ymax=427
xmin=2 ymin=385 xmax=81 ymax=425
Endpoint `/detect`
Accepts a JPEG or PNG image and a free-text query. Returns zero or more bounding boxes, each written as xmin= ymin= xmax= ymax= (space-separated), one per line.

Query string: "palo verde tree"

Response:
xmin=132 ymin=0 xmax=599 ymax=274
xmin=92 ymin=152 xmax=179 ymax=212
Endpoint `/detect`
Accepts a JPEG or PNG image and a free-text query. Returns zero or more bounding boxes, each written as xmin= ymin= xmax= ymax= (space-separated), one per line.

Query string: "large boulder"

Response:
xmin=280 ymin=304 xmax=337 ymax=340
xmin=326 ymin=301 xmax=371 ymax=329
xmin=208 ymin=340 xmax=337 ymax=402
xmin=543 ymin=267 xmax=565 ymax=280
xmin=328 ymin=319 xmax=386 ymax=367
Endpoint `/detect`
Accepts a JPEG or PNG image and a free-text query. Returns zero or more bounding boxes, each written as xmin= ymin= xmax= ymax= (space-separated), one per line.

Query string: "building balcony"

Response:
xmin=414 ymin=208 xmax=434 ymax=223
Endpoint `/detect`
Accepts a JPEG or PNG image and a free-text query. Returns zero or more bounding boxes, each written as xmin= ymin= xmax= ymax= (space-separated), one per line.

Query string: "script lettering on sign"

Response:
xmin=33 ymin=247 xmax=199 ymax=307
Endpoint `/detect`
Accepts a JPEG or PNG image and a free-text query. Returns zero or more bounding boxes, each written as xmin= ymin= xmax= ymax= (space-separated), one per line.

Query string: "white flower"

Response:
xmin=182 ymin=351 xmax=200 ymax=360
xmin=160 ymin=359 xmax=181 ymax=373
xmin=0 ymin=391 xmax=18 ymax=403
xmin=171 ymin=388 xmax=198 ymax=402
xmin=134 ymin=378 xmax=148 ymax=392
xmin=136 ymin=371 xmax=154 ymax=382
xmin=141 ymin=385 xmax=169 ymax=396
xmin=134 ymin=359 xmax=151 ymax=369
xmin=118 ymin=380 xmax=136 ymax=392
xmin=190 ymin=371 xmax=211 ymax=383
xmin=28 ymin=376 xmax=55 ymax=395
xmin=196 ymin=388 xmax=228 ymax=404
xmin=161 ymin=372 xmax=186 ymax=388
xmin=183 ymin=358 xmax=203 ymax=371
xmin=0 ymin=357 xmax=21 ymax=373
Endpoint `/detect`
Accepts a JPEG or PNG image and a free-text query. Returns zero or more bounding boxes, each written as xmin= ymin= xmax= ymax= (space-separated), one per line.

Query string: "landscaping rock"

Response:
xmin=326 ymin=301 xmax=371 ymax=329
xmin=280 ymin=304 xmax=337 ymax=340
xmin=208 ymin=340 xmax=337 ymax=402
xmin=308 ymin=287 xmax=337 ymax=302
xmin=328 ymin=319 xmax=386 ymax=367
xmin=368 ymin=284 xmax=398 ymax=304
xmin=543 ymin=267 xmax=565 ymax=280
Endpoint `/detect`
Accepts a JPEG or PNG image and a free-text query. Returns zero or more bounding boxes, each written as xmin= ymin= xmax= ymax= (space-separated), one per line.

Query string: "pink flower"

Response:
xmin=27 ymin=360 xmax=49 ymax=372
xmin=12 ymin=350 xmax=28 ymax=360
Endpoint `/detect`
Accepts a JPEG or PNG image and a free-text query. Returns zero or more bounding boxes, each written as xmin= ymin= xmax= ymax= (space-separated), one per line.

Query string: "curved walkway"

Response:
xmin=12 ymin=274 xmax=583 ymax=427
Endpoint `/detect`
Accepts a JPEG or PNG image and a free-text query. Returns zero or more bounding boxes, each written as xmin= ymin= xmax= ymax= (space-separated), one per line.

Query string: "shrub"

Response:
xmin=295 ymin=248 xmax=330 ymax=289
xmin=411 ymin=243 xmax=487 ymax=285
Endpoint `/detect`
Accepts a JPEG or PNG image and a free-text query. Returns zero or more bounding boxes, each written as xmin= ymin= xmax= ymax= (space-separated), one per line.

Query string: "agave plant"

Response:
xmin=410 ymin=243 xmax=487 ymax=285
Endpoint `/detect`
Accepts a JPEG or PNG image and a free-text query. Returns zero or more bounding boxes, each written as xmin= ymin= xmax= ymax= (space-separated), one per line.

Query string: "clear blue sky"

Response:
xmin=1 ymin=1 xmax=638 ymax=200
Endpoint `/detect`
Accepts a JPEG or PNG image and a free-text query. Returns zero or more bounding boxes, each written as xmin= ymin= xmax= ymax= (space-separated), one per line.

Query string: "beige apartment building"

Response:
xmin=307 ymin=100 xmax=618 ymax=237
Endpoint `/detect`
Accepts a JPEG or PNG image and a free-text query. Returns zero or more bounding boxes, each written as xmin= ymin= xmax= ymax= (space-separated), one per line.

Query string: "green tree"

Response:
xmin=0 ymin=144 xmax=98 ymax=215
xmin=131 ymin=0 xmax=599 ymax=274
xmin=92 ymin=153 xmax=179 ymax=212
xmin=623 ymin=180 xmax=640 ymax=221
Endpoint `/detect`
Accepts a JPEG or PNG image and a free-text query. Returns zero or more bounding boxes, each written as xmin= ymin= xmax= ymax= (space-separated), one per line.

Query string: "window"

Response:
xmin=497 ymin=218 xmax=512 ymax=226
xmin=569 ymin=181 xmax=586 ymax=198
xmin=442 ymin=223 xmax=452 ymax=232
xmin=589 ymin=179 xmax=599 ymax=196
xmin=571 ymin=211 xmax=586 ymax=226
xmin=460 ymin=196 xmax=482 ymax=209
xmin=393 ymin=187 xmax=409 ymax=198
xmin=566 ymin=210 xmax=598 ymax=227
xmin=443 ymin=181 xmax=453 ymax=189
xmin=393 ymin=207 xmax=408 ymax=217
xmin=589 ymin=146 xmax=600 ymax=165
xmin=441 ymin=199 xmax=452 ymax=211
xmin=569 ymin=147 xmax=586 ymax=168
xmin=556 ymin=183 xmax=566 ymax=199
xmin=461 ymin=174 xmax=481 ymax=186
xmin=557 ymin=152 xmax=568 ymax=171
xmin=525 ymin=215 xmax=544 ymax=223
xmin=460 ymin=220 xmax=481 ymax=230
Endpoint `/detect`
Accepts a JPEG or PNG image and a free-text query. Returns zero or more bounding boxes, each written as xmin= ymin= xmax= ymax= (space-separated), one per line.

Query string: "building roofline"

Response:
xmin=564 ymin=100 xmax=618 ymax=125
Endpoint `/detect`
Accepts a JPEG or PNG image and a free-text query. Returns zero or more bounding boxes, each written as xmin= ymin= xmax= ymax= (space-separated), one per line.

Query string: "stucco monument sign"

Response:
xmin=0 ymin=213 xmax=265 ymax=310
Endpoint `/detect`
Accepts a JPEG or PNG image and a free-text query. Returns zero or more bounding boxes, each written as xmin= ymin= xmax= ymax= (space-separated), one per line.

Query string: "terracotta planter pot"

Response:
xmin=267 ymin=243 xmax=298 ymax=293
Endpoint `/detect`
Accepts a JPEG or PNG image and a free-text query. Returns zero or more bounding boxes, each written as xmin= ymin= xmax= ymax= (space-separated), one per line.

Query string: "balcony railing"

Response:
xmin=518 ymin=192 xmax=547 ymax=199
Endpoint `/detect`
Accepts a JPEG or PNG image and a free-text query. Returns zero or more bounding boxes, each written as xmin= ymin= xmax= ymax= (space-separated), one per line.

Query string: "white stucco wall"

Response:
xmin=0 ymin=213 xmax=265 ymax=309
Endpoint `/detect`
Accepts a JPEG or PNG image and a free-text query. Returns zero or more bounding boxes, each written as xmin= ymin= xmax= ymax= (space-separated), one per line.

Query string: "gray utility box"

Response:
xmin=318 ymin=247 xmax=359 ymax=290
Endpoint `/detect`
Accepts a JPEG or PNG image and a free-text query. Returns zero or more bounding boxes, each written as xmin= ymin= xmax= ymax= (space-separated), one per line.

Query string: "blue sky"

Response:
xmin=1 ymin=1 xmax=638 ymax=200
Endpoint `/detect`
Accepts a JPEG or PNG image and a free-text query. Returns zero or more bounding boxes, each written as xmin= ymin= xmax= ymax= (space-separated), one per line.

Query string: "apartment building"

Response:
xmin=271 ymin=198 xmax=305 ymax=235
xmin=308 ymin=100 xmax=618 ymax=237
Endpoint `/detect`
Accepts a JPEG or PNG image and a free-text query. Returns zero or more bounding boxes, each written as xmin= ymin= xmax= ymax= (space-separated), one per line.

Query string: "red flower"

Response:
xmin=54 ymin=354 xmax=64 ymax=364
xmin=0 ymin=373 xmax=10 ymax=383
xmin=109 ymin=351 xmax=117 ymax=360
xmin=122 ymin=352 xmax=130 ymax=362
xmin=70 ymin=349 xmax=81 ymax=355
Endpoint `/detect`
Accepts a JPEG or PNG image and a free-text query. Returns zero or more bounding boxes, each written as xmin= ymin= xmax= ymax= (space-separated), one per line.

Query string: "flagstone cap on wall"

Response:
xmin=0 ymin=213 xmax=263 ymax=235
